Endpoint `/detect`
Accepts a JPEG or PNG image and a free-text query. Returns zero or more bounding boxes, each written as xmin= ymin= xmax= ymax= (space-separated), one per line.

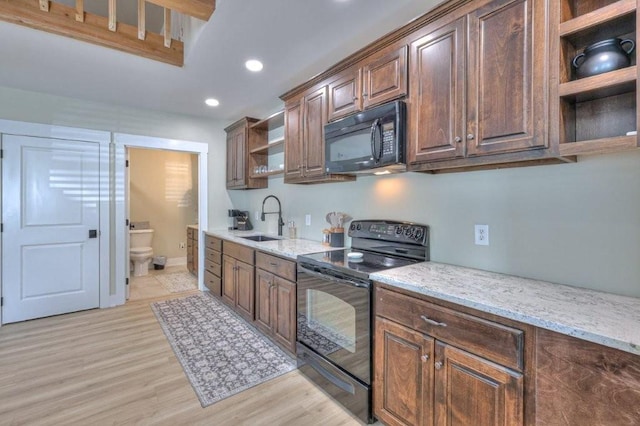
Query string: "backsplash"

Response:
xmin=230 ymin=150 xmax=640 ymax=298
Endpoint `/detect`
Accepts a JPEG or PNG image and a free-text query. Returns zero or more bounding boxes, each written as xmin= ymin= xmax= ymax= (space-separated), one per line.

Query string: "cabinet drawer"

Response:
xmin=206 ymin=248 xmax=221 ymax=265
xmin=256 ymin=251 xmax=296 ymax=282
xmin=205 ymin=235 xmax=222 ymax=251
xmin=204 ymin=270 xmax=221 ymax=296
xmin=205 ymin=259 xmax=222 ymax=277
xmin=187 ymin=240 xmax=194 ymax=251
xmin=376 ymin=287 xmax=523 ymax=371
xmin=223 ymin=241 xmax=254 ymax=265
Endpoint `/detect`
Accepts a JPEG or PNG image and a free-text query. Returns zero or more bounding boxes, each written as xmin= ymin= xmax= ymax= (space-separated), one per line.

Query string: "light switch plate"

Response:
xmin=475 ymin=224 xmax=489 ymax=246
xmin=305 ymin=214 xmax=311 ymax=226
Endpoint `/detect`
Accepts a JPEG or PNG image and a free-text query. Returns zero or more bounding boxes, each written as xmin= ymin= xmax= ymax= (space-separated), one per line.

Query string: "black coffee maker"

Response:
xmin=228 ymin=209 xmax=253 ymax=230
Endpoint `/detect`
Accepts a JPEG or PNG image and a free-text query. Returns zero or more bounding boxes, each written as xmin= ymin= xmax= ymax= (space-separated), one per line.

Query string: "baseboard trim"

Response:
xmin=166 ymin=257 xmax=187 ymax=267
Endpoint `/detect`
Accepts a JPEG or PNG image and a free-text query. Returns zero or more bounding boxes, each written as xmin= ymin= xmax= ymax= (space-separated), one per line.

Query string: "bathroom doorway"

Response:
xmin=113 ymin=133 xmax=208 ymax=307
xmin=127 ymin=147 xmax=199 ymax=301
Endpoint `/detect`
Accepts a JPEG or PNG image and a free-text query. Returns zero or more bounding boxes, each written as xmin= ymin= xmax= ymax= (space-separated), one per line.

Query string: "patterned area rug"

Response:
xmin=155 ymin=271 xmax=198 ymax=293
xmin=151 ymin=293 xmax=296 ymax=407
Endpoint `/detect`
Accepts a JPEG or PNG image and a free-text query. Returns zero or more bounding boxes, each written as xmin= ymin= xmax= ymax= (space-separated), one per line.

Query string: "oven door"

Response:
xmin=297 ymin=263 xmax=371 ymax=384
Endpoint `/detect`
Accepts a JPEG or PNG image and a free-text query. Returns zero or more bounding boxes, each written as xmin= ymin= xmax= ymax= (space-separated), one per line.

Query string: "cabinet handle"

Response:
xmin=454 ymin=136 xmax=462 ymax=143
xmin=421 ymin=354 xmax=430 ymax=362
xmin=362 ymin=92 xmax=368 ymax=98
xmin=435 ymin=361 xmax=443 ymax=370
xmin=467 ymin=134 xmax=475 ymax=140
xmin=270 ymin=262 xmax=278 ymax=267
xmin=420 ymin=315 xmax=447 ymax=327
xmin=352 ymin=96 xmax=358 ymax=101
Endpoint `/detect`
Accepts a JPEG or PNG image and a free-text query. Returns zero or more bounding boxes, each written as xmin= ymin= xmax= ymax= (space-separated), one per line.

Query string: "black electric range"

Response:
xmin=296 ymin=220 xmax=429 ymax=424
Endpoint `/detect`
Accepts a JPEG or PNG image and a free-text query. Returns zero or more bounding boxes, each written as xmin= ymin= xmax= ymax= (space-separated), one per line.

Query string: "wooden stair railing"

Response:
xmin=0 ymin=0 xmax=216 ymax=66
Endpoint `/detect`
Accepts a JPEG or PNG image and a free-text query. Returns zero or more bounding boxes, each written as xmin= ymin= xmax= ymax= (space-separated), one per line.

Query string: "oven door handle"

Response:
xmin=298 ymin=265 xmax=370 ymax=289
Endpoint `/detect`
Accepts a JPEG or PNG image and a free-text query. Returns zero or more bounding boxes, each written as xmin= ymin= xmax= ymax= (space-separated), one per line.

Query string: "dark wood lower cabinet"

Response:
xmin=374 ymin=317 xmax=434 ymax=426
xmin=221 ymin=253 xmax=255 ymax=322
xmin=254 ymin=252 xmax=297 ymax=355
xmin=374 ymin=285 xmax=525 ymax=426
xmin=535 ymin=328 xmax=640 ymax=425
xmin=434 ymin=342 xmax=523 ymax=426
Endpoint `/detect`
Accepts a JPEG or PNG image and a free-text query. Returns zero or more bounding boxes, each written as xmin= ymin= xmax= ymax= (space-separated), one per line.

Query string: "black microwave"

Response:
xmin=324 ymin=100 xmax=406 ymax=175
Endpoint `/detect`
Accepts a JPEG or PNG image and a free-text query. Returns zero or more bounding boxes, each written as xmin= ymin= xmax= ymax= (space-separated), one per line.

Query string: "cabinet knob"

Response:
xmin=362 ymin=92 xmax=368 ymax=98
xmin=467 ymin=134 xmax=475 ymax=140
xmin=454 ymin=136 xmax=462 ymax=143
xmin=435 ymin=361 xmax=443 ymax=370
xmin=352 ymin=96 xmax=359 ymax=101
xmin=421 ymin=354 xmax=430 ymax=362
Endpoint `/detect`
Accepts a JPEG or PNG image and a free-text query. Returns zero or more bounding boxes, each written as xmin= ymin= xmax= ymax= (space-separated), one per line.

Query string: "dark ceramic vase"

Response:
xmin=572 ymin=38 xmax=635 ymax=79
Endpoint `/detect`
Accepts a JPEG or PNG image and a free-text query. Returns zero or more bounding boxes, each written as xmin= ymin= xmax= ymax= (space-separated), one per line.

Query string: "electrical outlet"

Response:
xmin=255 ymin=211 xmax=259 ymax=221
xmin=305 ymin=214 xmax=311 ymax=226
xmin=179 ymin=242 xmax=185 ymax=249
xmin=474 ymin=224 xmax=489 ymax=246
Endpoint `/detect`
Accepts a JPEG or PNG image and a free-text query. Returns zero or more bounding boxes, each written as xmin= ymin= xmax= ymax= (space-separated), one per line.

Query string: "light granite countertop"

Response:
xmin=203 ymin=229 xmax=341 ymax=260
xmin=371 ymin=262 xmax=640 ymax=356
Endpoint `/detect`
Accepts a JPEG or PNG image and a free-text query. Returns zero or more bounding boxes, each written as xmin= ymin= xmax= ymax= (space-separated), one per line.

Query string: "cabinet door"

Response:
xmin=193 ymin=238 xmax=199 ymax=276
xmin=235 ymin=260 xmax=255 ymax=322
xmin=466 ymin=0 xmax=546 ymax=156
xmin=221 ymin=255 xmax=236 ymax=307
xmin=434 ymin=342 xmax=523 ymax=426
xmin=374 ymin=317 xmax=434 ymax=426
xmin=233 ymin=130 xmax=246 ymax=185
xmin=272 ymin=276 xmax=296 ymax=354
xmin=303 ymin=86 xmax=328 ymax=177
xmin=328 ymin=69 xmax=362 ymax=121
xmin=284 ymin=100 xmax=304 ymax=181
xmin=226 ymin=131 xmax=236 ymax=187
xmin=408 ymin=17 xmax=465 ymax=164
xmin=254 ymin=269 xmax=273 ymax=333
xmin=362 ymin=45 xmax=408 ymax=109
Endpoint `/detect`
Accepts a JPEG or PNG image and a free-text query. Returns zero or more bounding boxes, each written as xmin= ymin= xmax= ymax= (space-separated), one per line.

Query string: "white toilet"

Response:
xmin=129 ymin=229 xmax=154 ymax=277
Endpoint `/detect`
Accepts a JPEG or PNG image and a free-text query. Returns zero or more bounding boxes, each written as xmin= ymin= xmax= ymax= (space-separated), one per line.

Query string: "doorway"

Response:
xmin=114 ymin=133 xmax=208 ymax=307
xmin=127 ymin=147 xmax=199 ymax=301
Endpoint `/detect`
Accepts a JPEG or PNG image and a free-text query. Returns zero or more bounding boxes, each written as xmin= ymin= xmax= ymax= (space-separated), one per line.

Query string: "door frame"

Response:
xmin=113 ymin=133 xmax=208 ymax=306
xmin=0 ymin=119 xmax=112 ymax=324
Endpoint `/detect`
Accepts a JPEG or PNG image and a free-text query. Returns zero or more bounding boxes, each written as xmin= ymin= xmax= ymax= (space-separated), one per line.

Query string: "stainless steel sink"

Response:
xmin=240 ymin=235 xmax=280 ymax=242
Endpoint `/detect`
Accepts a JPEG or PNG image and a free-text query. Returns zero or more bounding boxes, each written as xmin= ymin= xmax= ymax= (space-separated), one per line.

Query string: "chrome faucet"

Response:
xmin=261 ymin=195 xmax=285 ymax=236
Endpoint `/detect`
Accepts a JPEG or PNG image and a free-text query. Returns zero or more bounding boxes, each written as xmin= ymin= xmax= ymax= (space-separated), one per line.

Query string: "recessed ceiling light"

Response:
xmin=245 ymin=59 xmax=264 ymax=72
xmin=205 ymin=98 xmax=220 ymax=107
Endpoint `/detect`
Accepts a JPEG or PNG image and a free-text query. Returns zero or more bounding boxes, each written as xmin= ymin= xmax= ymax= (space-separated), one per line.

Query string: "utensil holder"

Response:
xmin=329 ymin=230 xmax=344 ymax=247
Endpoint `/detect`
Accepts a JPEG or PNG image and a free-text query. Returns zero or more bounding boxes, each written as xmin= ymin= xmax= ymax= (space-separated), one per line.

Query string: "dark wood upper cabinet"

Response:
xmin=303 ymin=86 xmax=328 ymax=177
xmin=283 ymin=85 xmax=355 ymax=184
xmin=466 ymin=0 xmax=547 ymax=156
xmin=409 ymin=17 xmax=466 ymax=163
xmin=328 ymin=45 xmax=408 ymax=122
xmin=284 ymin=100 xmax=303 ymax=181
xmin=362 ymin=44 xmax=408 ymax=109
xmin=224 ymin=117 xmax=267 ymax=190
xmin=409 ymin=0 xmax=548 ymax=169
xmin=328 ymin=69 xmax=362 ymax=122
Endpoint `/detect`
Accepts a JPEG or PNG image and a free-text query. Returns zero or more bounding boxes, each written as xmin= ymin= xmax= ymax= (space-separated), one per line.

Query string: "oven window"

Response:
xmin=304 ymin=289 xmax=356 ymax=354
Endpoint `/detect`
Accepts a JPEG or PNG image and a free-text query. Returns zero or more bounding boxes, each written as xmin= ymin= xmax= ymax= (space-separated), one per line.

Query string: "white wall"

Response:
xmin=0 ymin=86 xmax=231 ymax=229
xmin=231 ymin=151 xmax=640 ymax=298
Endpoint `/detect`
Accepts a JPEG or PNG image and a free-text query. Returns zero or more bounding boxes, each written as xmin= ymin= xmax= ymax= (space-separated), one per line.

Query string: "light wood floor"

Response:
xmin=0 ymin=291 xmax=367 ymax=426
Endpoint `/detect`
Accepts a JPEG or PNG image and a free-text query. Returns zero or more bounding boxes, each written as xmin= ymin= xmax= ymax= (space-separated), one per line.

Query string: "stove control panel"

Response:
xmin=349 ymin=220 xmax=429 ymax=246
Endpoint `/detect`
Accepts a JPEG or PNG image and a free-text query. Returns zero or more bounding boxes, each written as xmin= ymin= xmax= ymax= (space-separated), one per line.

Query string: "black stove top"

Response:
xmin=297 ymin=220 xmax=430 ymax=281
xmin=298 ymin=248 xmax=418 ymax=277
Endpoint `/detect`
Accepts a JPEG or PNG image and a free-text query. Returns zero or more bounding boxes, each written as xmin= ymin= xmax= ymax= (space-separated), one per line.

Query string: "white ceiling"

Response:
xmin=0 ymin=0 xmax=438 ymax=122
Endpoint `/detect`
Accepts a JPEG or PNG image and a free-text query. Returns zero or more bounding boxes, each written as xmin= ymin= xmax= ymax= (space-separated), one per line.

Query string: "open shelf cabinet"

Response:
xmin=556 ymin=0 xmax=639 ymax=155
xmin=248 ymin=110 xmax=286 ymax=181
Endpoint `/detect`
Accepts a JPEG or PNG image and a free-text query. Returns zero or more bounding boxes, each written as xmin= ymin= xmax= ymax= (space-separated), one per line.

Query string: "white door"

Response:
xmin=2 ymin=135 xmax=100 ymax=323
